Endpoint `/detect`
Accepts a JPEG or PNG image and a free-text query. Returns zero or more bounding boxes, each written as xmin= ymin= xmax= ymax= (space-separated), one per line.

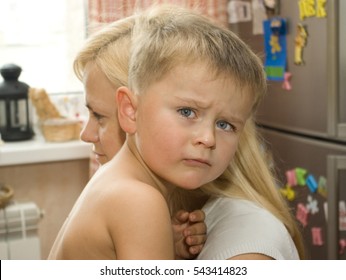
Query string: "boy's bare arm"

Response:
xmin=109 ymin=182 xmax=175 ymax=260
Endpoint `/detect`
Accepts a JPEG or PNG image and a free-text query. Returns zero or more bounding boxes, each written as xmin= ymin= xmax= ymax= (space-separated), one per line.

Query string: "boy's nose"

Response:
xmin=193 ymin=125 xmax=216 ymax=149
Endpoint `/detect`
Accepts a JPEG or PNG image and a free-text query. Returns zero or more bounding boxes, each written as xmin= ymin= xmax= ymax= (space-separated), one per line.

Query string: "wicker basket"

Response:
xmin=41 ymin=118 xmax=82 ymax=142
xmin=0 ymin=184 xmax=14 ymax=208
xmin=29 ymin=88 xmax=82 ymax=142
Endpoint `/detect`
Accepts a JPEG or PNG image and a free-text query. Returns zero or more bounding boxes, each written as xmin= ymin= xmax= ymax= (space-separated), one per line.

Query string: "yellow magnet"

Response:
xmin=294 ymin=24 xmax=308 ymax=65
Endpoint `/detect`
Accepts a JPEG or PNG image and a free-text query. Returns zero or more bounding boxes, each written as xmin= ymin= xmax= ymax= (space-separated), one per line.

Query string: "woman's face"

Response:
xmin=80 ymin=64 xmax=126 ymax=165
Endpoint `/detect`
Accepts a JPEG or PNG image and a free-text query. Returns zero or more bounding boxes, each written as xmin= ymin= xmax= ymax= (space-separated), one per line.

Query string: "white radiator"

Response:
xmin=0 ymin=201 xmax=43 ymax=259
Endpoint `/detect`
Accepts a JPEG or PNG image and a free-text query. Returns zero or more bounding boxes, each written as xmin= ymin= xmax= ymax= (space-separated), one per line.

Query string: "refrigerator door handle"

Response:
xmin=336 ymin=0 xmax=346 ymax=139
xmin=327 ymin=155 xmax=346 ymax=259
xmin=327 ymin=0 xmax=346 ymax=140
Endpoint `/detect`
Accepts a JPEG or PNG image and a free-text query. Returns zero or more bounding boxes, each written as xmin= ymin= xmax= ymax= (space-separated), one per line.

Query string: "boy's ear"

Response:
xmin=116 ymin=86 xmax=137 ymax=134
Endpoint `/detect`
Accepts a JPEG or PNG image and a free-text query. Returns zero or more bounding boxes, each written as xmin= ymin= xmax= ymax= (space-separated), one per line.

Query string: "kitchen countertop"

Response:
xmin=0 ymin=135 xmax=92 ymax=166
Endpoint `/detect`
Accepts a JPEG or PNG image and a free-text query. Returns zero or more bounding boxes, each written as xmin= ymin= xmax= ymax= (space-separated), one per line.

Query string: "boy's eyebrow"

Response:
xmin=175 ymin=96 xmax=246 ymax=125
xmin=174 ymin=96 xmax=209 ymax=109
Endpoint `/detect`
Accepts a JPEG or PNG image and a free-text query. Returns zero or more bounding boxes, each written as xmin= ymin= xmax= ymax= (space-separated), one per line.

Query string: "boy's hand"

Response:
xmin=172 ymin=209 xmax=207 ymax=259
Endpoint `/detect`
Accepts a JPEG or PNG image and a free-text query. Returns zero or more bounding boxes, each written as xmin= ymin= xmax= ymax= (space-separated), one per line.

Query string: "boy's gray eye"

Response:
xmin=216 ymin=120 xmax=234 ymax=132
xmin=178 ymin=108 xmax=194 ymax=118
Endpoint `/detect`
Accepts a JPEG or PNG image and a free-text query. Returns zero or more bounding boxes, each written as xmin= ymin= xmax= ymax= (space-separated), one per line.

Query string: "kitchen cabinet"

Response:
xmin=0 ymin=137 xmax=91 ymax=259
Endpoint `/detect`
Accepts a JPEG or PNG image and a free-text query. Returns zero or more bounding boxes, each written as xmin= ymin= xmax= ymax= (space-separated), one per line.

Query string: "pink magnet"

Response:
xmin=286 ymin=169 xmax=297 ymax=186
xmin=311 ymin=227 xmax=323 ymax=246
xmin=339 ymin=239 xmax=346 ymax=255
xmin=296 ymin=203 xmax=309 ymax=227
xmin=282 ymin=72 xmax=292 ymax=91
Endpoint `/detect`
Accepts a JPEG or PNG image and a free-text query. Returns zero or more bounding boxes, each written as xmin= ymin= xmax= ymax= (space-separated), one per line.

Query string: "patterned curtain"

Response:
xmin=87 ymin=0 xmax=229 ymax=33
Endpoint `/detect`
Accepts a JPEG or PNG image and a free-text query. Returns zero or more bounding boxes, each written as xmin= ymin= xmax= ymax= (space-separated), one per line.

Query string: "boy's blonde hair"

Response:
xmin=129 ymin=5 xmax=266 ymax=111
xmin=130 ymin=5 xmax=304 ymax=259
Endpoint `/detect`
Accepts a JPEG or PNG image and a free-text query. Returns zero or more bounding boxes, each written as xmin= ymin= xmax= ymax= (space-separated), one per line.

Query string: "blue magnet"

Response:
xmin=306 ymin=174 xmax=318 ymax=193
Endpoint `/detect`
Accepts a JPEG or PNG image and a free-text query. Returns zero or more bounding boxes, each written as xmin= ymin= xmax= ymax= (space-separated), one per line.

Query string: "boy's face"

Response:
xmin=80 ymin=64 xmax=126 ymax=165
xmin=134 ymin=64 xmax=254 ymax=190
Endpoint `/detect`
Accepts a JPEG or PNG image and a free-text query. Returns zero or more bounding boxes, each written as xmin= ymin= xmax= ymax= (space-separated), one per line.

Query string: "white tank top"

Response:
xmin=197 ymin=196 xmax=299 ymax=260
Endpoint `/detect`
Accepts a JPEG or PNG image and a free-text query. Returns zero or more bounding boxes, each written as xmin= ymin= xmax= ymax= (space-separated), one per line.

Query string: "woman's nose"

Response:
xmin=80 ymin=119 xmax=98 ymax=143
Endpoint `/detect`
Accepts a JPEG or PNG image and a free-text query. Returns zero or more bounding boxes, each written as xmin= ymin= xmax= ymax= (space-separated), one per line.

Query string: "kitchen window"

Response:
xmin=0 ymin=0 xmax=86 ymax=94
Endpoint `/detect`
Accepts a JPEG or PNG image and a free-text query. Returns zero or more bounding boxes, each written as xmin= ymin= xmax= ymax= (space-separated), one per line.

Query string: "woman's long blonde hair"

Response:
xmin=200 ymin=118 xmax=305 ymax=259
xmin=73 ymin=15 xmax=135 ymax=88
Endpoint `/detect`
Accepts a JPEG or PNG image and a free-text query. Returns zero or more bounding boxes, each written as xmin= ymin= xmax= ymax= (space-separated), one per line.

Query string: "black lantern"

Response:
xmin=0 ymin=64 xmax=34 ymax=141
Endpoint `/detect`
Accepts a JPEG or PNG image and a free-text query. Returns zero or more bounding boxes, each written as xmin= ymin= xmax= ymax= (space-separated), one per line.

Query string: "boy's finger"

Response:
xmin=173 ymin=210 xmax=189 ymax=224
xmin=184 ymin=222 xmax=207 ymax=238
xmin=186 ymin=234 xmax=207 ymax=246
xmin=189 ymin=244 xmax=204 ymax=255
xmin=189 ymin=209 xmax=205 ymax=222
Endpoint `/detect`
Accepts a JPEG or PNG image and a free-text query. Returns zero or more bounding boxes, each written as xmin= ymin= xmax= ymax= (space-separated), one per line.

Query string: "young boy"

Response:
xmin=48 ymin=5 xmax=270 ymax=259
xmin=117 ymin=5 xmax=303 ymax=260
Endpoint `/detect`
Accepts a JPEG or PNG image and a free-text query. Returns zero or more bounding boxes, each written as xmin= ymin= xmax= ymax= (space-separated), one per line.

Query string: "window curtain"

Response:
xmin=87 ymin=0 xmax=229 ymax=33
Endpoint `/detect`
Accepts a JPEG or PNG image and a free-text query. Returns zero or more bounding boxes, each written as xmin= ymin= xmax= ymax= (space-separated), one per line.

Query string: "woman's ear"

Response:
xmin=116 ymin=86 xmax=137 ymax=134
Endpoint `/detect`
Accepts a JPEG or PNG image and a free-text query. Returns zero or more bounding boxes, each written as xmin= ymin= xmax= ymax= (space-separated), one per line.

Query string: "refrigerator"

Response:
xmin=228 ymin=0 xmax=346 ymax=259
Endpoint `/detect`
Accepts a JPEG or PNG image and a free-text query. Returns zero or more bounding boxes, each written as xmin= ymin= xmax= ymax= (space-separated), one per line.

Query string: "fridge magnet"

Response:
xmin=323 ymin=201 xmax=328 ymax=221
xmin=296 ymin=203 xmax=309 ymax=227
xmin=282 ymin=72 xmax=292 ymax=91
xmin=311 ymin=227 xmax=324 ymax=246
xmin=280 ymin=185 xmax=296 ymax=201
xmin=306 ymin=174 xmax=318 ymax=193
xmin=340 ymin=201 xmax=346 ymax=231
xmin=339 ymin=239 xmax=346 ymax=255
xmin=286 ymin=169 xmax=297 ymax=186
xmin=227 ymin=0 xmax=252 ymax=24
xmin=263 ymin=17 xmax=287 ymax=81
xmin=306 ymin=195 xmax=319 ymax=215
xmin=316 ymin=0 xmax=327 ymax=18
xmin=270 ymin=32 xmax=281 ymax=54
xmin=294 ymin=23 xmax=308 ymax=65
xmin=298 ymin=0 xmax=316 ymax=21
xmin=317 ymin=176 xmax=327 ymax=198
xmin=264 ymin=0 xmax=280 ymax=16
xmin=295 ymin=167 xmax=308 ymax=186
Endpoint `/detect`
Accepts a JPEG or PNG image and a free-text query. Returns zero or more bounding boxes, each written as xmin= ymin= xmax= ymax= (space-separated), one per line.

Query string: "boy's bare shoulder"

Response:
xmin=89 ymin=168 xmax=171 ymax=226
xmin=48 ymin=177 xmax=172 ymax=260
xmin=118 ymin=178 xmax=165 ymax=198
xmin=96 ymin=162 xmax=165 ymax=201
xmin=103 ymin=178 xmax=174 ymax=259
xmin=105 ymin=178 xmax=169 ymax=216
